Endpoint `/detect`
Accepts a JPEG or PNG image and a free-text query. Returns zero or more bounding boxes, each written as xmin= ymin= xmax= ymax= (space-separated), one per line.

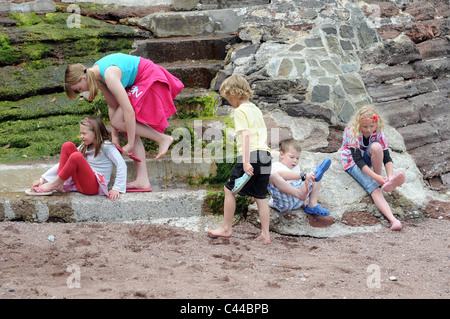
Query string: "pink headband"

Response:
xmin=361 ymin=114 xmax=379 ymax=123
xmin=84 ymin=117 xmax=95 ymax=128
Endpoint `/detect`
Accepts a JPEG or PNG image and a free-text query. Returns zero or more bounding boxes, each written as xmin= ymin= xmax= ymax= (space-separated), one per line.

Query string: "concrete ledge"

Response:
xmin=0 ymin=189 xmax=207 ymax=223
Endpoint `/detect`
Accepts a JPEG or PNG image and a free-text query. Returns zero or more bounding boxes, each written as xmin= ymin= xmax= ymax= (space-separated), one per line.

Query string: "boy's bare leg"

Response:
xmin=254 ymin=198 xmax=271 ymax=244
xmin=208 ymin=186 xmax=235 ymax=238
xmin=269 ymin=173 xmax=309 ymax=201
xmin=307 ymin=180 xmax=321 ymax=207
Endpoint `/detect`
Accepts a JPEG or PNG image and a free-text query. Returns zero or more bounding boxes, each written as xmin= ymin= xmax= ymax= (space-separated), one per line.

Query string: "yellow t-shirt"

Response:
xmin=234 ymin=102 xmax=270 ymax=156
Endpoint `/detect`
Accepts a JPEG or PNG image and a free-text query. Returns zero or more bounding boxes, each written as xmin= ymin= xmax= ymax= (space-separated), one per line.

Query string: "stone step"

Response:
xmin=0 ymin=157 xmax=217 ymax=193
xmin=164 ymin=60 xmax=223 ymax=89
xmin=197 ymin=0 xmax=270 ymax=10
xmin=0 ymin=188 xmax=209 ymax=224
xmin=137 ymin=8 xmax=243 ymax=38
xmin=131 ymin=34 xmax=238 ymax=64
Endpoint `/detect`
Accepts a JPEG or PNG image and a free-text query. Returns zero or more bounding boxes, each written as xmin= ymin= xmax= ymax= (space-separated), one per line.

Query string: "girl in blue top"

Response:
xmin=64 ymin=53 xmax=184 ymax=192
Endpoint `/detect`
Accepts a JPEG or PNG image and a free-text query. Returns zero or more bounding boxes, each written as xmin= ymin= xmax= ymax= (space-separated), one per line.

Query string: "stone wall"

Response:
xmin=216 ymin=0 xmax=449 ymax=191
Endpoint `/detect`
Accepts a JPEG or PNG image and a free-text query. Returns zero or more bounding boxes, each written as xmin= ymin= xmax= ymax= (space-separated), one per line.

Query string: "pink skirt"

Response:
xmin=126 ymin=57 xmax=184 ymax=133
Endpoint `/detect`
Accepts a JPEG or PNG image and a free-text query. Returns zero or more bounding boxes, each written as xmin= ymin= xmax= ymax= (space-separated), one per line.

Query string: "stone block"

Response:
xmin=375 ymin=99 xmax=420 ymax=128
xmin=397 ymin=122 xmax=441 ymax=151
xmin=366 ymin=81 xmax=419 ymax=103
xmin=413 ymin=58 xmax=450 ymax=79
xmin=359 ymin=65 xmax=415 ymax=86
xmin=416 ymin=38 xmax=450 ymax=60
xmin=131 ymin=35 xmax=238 ymax=64
xmin=407 ymin=92 xmax=450 ymax=121
xmin=359 ymin=41 xmax=421 ymax=66
xmin=409 ymin=140 xmax=450 ymax=178
xmin=339 ymin=74 xmax=366 ymax=95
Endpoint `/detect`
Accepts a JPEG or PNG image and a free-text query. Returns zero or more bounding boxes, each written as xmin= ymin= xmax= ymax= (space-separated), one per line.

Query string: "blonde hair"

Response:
xmin=348 ymin=105 xmax=385 ymax=139
xmin=64 ymin=63 xmax=98 ymax=101
xmin=219 ymin=74 xmax=253 ymax=101
xmin=79 ymin=116 xmax=111 ymax=157
xmin=280 ymin=139 xmax=302 ymax=154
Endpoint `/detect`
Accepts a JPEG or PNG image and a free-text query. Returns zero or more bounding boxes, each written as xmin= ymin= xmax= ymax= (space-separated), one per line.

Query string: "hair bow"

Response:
xmin=361 ymin=114 xmax=379 ymax=123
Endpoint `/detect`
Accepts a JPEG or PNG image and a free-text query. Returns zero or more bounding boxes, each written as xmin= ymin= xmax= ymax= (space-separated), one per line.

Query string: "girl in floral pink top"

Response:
xmin=341 ymin=106 xmax=405 ymax=231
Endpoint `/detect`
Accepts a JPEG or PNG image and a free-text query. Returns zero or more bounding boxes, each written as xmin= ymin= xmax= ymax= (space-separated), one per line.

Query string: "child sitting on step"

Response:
xmin=268 ymin=139 xmax=331 ymax=216
xmin=25 ymin=116 xmax=127 ymax=201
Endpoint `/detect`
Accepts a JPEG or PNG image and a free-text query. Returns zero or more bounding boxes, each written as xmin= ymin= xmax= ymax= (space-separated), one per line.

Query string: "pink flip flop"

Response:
xmin=382 ymin=172 xmax=405 ymax=193
xmin=114 ymin=144 xmax=142 ymax=162
xmin=126 ymin=183 xmax=152 ymax=193
xmin=25 ymin=186 xmax=53 ymax=196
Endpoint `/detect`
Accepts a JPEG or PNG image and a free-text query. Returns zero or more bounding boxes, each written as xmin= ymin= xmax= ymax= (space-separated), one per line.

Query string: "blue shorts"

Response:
xmin=346 ymin=164 xmax=380 ymax=194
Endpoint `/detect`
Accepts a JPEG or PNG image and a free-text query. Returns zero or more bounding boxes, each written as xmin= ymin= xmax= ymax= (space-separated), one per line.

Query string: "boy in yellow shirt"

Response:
xmin=208 ymin=75 xmax=272 ymax=244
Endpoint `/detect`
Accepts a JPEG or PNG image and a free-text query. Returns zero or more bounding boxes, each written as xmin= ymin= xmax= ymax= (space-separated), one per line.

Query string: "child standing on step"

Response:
xmin=208 ymin=74 xmax=272 ymax=244
xmin=25 ymin=116 xmax=127 ymax=201
xmin=268 ymin=138 xmax=331 ymax=216
xmin=341 ymin=105 xmax=405 ymax=230
xmin=64 ymin=53 xmax=184 ymax=192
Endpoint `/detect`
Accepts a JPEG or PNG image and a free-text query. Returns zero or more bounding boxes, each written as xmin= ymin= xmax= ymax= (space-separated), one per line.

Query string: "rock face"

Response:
xmin=212 ymin=0 xmax=449 ymax=187
xmin=0 ymin=0 xmax=448 ymax=236
xmin=207 ymin=0 xmax=449 ymax=236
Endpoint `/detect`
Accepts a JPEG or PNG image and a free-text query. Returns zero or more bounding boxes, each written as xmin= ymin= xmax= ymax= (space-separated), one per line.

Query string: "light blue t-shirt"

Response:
xmin=94 ymin=53 xmax=140 ymax=88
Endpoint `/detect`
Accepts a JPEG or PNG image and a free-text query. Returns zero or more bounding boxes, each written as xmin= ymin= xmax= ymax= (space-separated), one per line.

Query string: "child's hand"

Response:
xmin=109 ymin=189 xmax=120 ymax=201
xmin=243 ymin=163 xmax=254 ymax=176
xmin=375 ymin=174 xmax=388 ymax=186
xmin=306 ymin=172 xmax=315 ymax=182
xmin=122 ymin=144 xmax=134 ymax=156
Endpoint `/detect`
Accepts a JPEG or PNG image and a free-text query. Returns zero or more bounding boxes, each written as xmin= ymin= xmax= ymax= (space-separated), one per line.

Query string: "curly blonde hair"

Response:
xmin=219 ymin=74 xmax=253 ymax=101
xmin=348 ymin=105 xmax=385 ymax=139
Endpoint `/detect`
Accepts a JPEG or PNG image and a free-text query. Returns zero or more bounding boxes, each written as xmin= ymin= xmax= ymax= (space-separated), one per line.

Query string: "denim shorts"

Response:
xmin=346 ymin=164 xmax=379 ymax=195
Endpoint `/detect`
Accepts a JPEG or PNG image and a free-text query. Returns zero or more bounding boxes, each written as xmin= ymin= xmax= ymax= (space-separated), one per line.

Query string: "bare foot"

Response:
xmin=208 ymin=227 xmax=232 ymax=238
xmin=256 ymin=234 xmax=271 ymax=245
xmin=390 ymin=219 xmax=402 ymax=231
xmin=39 ymin=181 xmax=63 ymax=193
xmin=126 ymin=180 xmax=151 ymax=190
xmin=296 ymin=181 xmax=310 ymax=201
xmin=155 ymin=135 xmax=173 ymax=160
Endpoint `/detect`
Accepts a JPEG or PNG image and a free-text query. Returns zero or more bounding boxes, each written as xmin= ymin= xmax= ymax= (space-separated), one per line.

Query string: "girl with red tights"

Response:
xmin=26 ymin=116 xmax=127 ymax=201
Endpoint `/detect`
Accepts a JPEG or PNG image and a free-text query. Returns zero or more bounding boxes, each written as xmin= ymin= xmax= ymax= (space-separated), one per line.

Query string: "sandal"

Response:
xmin=382 ymin=172 xmax=405 ymax=193
xmin=304 ymin=204 xmax=330 ymax=216
xmin=314 ymin=158 xmax=331 ymax=182
xmin=232 ymin=173 xmax=251 ymax=195
xmin=25 ymin=186 xmax=53 ymax=196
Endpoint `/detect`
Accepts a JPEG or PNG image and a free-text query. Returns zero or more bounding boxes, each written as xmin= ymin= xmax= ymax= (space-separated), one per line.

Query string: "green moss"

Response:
xmin=9 ymin=12 xmax=42 ymax=26
xmin=205 ymin=190 xmax=253 ymax=220
xmin=0 ymin=35 xmax=21 ymax=65
xmin=0 ymin=115 xmax=86 ymax=162
xmin=21 ymin=41 xmax=52 ymax=60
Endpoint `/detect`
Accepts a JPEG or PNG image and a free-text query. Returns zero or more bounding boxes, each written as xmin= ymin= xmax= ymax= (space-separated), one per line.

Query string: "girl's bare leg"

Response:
xmin=371 ymin=188 xmax=402 ymax=230
xmin=129 ymin=137 xmax=151 ymax=189
xmin=370 ymin=142 xmax=384 ymax=175
xmin=110 ymin=107 xmax=173 ymax=160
